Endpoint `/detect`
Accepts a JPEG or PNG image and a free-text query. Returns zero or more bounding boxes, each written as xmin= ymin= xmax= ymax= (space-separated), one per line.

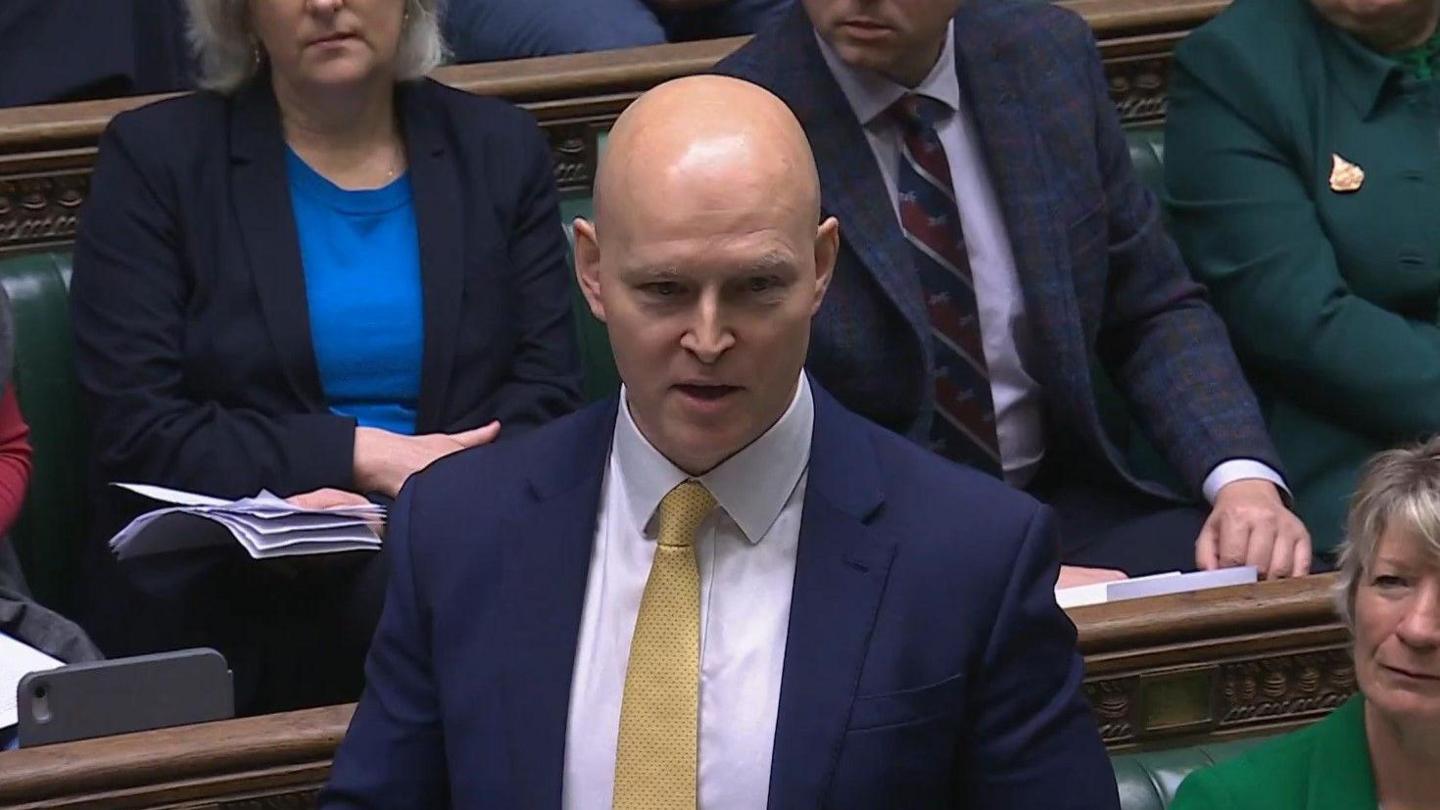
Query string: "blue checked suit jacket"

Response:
xmin=716 ymin=1 xmax=1281 ymax=500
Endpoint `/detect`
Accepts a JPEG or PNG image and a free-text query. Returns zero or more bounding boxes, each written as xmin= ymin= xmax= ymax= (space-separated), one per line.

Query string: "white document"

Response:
xmin=1053 ymin=578 xmax=1119 ymax=610
xmin=1106 ymin=565 xmax=1257 ymax=601
xmin=109 ymin=483 xmax=384 ymax=561
xmin=0 ymin=632 xmax=62 ymax=730
xmin=113 ymin=482 xmax=232 ymax=508
xmin=1056 ymin=566 xmax=1259 ymax=610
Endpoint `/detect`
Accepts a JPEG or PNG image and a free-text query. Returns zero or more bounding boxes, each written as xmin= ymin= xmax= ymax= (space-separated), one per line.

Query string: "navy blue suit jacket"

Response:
xmin=716 ymin=2 xmax=1280 ymax=501
xmin=70 ymin=77 xmax=582 ymax=535
xmin=321 ymin=386 xmax=1119 ymax=809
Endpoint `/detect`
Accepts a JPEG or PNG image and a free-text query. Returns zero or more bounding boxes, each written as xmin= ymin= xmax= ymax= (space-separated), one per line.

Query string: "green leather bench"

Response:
xmin=1111 ymin=737 xmax=1264 ymax=809
xmin=0 ymin=252 xmax=85 ymax=612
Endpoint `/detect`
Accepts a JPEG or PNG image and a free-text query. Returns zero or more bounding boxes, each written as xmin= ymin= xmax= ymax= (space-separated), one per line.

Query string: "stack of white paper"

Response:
xmin=108 ymin=483 xmax=384 ymax=561
xmin=1055 ymin=566 xmax=1259 ymax=610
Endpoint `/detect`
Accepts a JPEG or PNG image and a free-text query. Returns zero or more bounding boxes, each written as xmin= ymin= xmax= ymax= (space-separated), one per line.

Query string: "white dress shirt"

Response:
xmin=815 ymin=25 xmax=1283 ymax=501
xmin=562 ymin=374 xmax=813 ymax=810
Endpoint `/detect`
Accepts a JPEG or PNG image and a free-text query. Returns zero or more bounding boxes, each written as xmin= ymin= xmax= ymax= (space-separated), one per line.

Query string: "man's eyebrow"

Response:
xmin=621 ymin=264 xmax=683 ymax=279
xmin=744 ymin=252 xmax=798 ymax=273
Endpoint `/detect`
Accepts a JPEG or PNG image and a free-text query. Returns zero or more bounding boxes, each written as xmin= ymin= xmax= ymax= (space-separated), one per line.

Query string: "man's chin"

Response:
xmin=658 ymin=427 xmax=753 ymax=476
xmin=831 ymin=40 xmax=888 ymax=70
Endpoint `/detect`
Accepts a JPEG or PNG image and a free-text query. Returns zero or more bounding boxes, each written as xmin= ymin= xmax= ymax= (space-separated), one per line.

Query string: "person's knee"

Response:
xmin=444 ymin=0 xmax=667 ymax=62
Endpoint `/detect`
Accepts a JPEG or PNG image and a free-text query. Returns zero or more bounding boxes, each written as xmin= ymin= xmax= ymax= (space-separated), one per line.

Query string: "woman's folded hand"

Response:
xmin=352 ymin=421 xmax=502 ymax=498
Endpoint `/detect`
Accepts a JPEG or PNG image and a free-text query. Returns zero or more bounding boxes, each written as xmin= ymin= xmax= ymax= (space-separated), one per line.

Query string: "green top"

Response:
xmin=1171 ymin=696 xmax=1376 ymax=810
xmin=1165 ymin=0 xmax=1440 ymax=552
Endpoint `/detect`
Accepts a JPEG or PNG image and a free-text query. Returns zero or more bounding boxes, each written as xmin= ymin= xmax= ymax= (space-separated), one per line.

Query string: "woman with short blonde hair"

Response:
xmin=1173 ymin=437 xmax=1440 ymax=809
xmin=70 ymin=0 xmax=582 ymax=715
xmin=1335 ymin=439 xmax=1440 ymax=627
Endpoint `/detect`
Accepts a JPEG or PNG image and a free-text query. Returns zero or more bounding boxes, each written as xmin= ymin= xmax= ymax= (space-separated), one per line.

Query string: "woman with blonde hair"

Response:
xmin=1173 ymin=437 xmax=1440 ymax=809
xmin=69 ymin=0 xmax=581 ymax=714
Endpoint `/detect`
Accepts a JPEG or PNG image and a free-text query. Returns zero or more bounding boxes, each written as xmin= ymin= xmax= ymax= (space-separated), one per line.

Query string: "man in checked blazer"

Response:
xmin=716 ymin=0 xmax=1313 ymax=585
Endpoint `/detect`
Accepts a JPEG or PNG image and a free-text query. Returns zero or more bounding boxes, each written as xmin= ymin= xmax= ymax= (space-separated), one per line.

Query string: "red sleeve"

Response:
xmin=0 ymin=386 xmax=33 ymax=538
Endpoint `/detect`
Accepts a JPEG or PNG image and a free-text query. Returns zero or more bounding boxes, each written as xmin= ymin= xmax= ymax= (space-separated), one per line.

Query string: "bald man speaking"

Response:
xmin=321 ymin=77 xmax=1118 ymax=810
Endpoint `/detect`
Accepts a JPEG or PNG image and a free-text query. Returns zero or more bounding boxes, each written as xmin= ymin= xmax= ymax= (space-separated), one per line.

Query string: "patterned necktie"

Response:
xmin=891 ymin=94 xmax=1002 ymax=476
xmin=612 ymin=479 xmax=716 ymax=810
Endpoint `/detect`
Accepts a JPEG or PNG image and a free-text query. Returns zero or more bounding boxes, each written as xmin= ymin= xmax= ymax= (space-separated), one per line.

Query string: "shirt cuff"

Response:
xmin=1202 ymin=460 xmax=1290 ymax=505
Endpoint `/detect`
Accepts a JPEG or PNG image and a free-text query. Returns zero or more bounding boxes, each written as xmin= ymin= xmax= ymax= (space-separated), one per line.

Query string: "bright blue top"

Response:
xmin=286 ymin=148 xmax=423 ymax=436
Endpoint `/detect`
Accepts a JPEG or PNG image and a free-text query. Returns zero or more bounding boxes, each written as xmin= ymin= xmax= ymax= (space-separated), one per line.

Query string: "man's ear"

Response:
xmin=573 ymin=217 xmax=606 ymax=323
xmin=811 ymin=216 xmax=840 ymax=315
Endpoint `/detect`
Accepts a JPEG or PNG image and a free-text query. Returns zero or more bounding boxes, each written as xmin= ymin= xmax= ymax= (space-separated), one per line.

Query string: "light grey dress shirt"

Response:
xmin=561 ymin=374 xmax=813 ymax=810
xmin=815 ymin=24 xmax=1282 ymax=501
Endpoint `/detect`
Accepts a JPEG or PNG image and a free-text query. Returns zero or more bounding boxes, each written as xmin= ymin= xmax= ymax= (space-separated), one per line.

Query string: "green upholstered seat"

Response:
xmin=1112 ymin=737 xmax=1265 ymax=810
xmin=0 ymin=251 xmax=84 ymax=611
xmin=1127 ymin=124 xmax=1167 ymax=202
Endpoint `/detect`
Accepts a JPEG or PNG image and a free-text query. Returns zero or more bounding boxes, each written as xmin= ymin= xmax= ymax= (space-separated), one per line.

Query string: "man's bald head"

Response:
xmin=573 ymin=75 xmax=840 ymax=476
xmin=593 ymin=75 xmax=823 ymax=246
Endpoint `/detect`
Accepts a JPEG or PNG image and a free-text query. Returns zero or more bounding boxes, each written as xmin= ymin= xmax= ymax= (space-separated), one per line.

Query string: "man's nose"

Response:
xmin=679 ymin=294 xmax=735 ymax=364
xmin=308 ymin=0 xmax=343 ymax=14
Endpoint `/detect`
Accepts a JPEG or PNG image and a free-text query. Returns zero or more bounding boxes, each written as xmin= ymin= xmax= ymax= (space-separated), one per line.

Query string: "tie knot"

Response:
xmin=889 ymin=94 xmax=950 ymax=133
xmin=655 ymin=480 xmax=716 ymax=548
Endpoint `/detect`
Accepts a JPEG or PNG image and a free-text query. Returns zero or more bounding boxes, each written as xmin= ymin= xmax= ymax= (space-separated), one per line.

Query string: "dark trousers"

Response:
xmin=1026 ymin=456 xmax=1207 ymax=577
xmin=77 ymin=525 xmax=388 ymax=717
xmin=0 ymin=540 xmax=103 ymax=664
xmin=443 ymin=0 xmax=793 ymax=63
xmin=0 ymin=0 xmax=190 ymax=107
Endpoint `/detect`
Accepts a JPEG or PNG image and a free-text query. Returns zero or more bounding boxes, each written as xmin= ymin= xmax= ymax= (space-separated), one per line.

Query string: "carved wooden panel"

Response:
xmin=1085 ymin=642 xmax=1355 ymax=749
xmin=542 ymin=117 xmax=613 ymax=195
xmin=1107 ymin=56 xmax=1172 ymax=125
xmin=1217 ymin=647 xmax=1356 ymax=727
xmin=0 ymin=170 xmax=87 ymax=252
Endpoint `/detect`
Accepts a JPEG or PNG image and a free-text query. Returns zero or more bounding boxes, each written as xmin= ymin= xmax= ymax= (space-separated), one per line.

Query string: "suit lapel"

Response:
xmin=951 ymin=8 xmax=1089 ymax=394
xmin=499 ymin=401 xmax=618 ymax=808
xmin=768 ymin=388 xmax=896 ymax=809
xmin=399 ymin=81 xmax=465 ymax=433
xmin=765 ymin=7 xmax=931 ymax=356
xmin=228 ymin=79 xmax=326 ymax=409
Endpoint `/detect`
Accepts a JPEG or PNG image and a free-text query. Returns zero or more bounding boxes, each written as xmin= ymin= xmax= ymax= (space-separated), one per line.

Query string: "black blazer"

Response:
xmin=70 ymin=77 xmax=583 ymax=531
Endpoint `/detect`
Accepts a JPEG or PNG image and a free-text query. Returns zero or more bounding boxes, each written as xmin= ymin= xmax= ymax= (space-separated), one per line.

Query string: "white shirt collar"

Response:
xmin=614 ymin=373 xmax=814 ymax=545
xmin=814 ymin=20 xmax=961 ymax=128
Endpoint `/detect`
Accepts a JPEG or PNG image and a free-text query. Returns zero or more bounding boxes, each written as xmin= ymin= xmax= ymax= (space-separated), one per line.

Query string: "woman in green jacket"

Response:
xmin=1165 ymin=0 xmax=1440 ymax=555
xmin=1172 ymin=438 xmax=1440 ymax=809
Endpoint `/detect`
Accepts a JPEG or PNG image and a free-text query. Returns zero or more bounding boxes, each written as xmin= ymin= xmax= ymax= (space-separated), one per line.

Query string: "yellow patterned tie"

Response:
xmin=612 ymin=479 xmax=716 ymax=810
